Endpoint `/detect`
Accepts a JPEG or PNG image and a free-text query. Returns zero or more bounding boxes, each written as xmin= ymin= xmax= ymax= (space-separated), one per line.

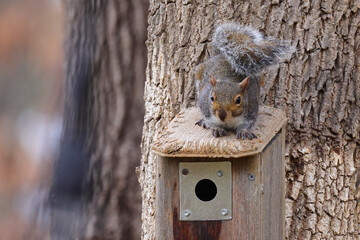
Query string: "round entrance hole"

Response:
xmin=195 ymin=179 xmax=217 ymax=202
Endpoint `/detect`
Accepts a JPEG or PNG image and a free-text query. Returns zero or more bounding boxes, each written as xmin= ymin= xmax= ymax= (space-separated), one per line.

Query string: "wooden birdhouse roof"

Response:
xmin=152 ymin=106 xmax=286 ymax=158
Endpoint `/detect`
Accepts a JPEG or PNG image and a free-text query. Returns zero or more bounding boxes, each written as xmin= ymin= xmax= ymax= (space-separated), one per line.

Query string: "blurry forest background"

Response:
xmin=0 ymin=0 xmax=148 ymax=239
xmin=0 ymin=0 xmax=64 ymax=238
xmin=0 ymin=0 xmax=63 ymax=240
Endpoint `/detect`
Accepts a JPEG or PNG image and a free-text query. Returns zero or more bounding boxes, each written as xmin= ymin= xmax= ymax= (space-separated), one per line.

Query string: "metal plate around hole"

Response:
xmin=179 ymin=161 xmax=232 ymax=221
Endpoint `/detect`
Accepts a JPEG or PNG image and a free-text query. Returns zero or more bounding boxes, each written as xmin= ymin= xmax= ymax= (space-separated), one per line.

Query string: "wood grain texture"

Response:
xmin=156 ymin=130 xmax=284 ymax=240
xmin=156 ymin=156 xmax=262 ymax=240
xmin=152 ymin=106 xmax=286 ymax=158
xmin=140 ymin=1 xmax=360 ymax=239
xmin=260 ymin=130 xmax=285 ymax=239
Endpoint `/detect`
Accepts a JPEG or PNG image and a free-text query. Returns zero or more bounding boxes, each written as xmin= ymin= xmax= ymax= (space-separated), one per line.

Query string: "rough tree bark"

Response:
xmin=50 ymin=0 xmax=148 ymax=239
xmin=139 ymin=1 xmax=359 ymax=239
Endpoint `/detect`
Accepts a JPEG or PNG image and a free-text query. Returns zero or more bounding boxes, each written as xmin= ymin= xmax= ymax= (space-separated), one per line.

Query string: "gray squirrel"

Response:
xmin=195 ymin=23 xmax=295 ymax=139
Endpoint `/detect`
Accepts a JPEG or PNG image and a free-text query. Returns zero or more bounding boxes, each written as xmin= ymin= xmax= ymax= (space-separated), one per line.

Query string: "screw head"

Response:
xmin=217 ymin=170 xmax=223 ymax=177
xmin=183 ymin=209 xmax=191 ymax=217
xmin=248 ymin=173 xmax=255 ymax=181
xmin=182 ymin=168 xmax=189 ymax=175
xmin=221 ymin=208 xmax=229 ymax=216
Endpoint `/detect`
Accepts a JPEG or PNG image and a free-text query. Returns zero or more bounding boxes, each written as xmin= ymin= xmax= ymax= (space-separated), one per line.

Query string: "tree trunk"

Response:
xmin=140 ymin=1 xmax=359 ymax=239
xmin=50 ymin=0 xmax=148 ymax=239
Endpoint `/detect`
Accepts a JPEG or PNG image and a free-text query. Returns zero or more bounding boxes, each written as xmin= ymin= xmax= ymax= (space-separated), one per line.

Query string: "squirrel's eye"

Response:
xmin=210 ymin=94 xmax=214 ymax=102
xmin=235 ymin=96 xmax=241 ymax=104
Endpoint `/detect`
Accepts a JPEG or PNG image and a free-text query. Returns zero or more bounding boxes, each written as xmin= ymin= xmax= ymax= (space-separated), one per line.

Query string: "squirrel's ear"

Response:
xmin=239 ymin=77 xmax=250 ymax=92
xmin=209 ymin=74 xmax=217 ymax=87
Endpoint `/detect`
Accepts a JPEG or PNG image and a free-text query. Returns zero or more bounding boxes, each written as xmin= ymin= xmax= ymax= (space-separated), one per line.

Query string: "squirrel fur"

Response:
xmin=195 ymin=22 xmax=295 ymax=139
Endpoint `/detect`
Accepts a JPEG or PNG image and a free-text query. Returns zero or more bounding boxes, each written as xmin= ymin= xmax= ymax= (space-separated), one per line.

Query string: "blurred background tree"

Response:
xmin=0 ymin=0 xmax=147 ymax=239
xmin=50 ymin=0 xmax=148 ymax=239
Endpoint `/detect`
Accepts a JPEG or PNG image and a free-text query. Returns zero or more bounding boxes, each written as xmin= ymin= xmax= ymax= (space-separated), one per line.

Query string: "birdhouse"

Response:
xmin=152 ymin=106 xmax=286 ymax=240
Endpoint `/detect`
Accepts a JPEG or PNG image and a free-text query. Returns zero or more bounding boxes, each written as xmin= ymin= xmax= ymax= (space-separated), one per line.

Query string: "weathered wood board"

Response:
xmin=155 ymin=130 xmax=285 ymax=240
xmin=153 ymin=106 xmax=286 ymax=239
xmin=152 ymin=106 xmax=286 ymax=158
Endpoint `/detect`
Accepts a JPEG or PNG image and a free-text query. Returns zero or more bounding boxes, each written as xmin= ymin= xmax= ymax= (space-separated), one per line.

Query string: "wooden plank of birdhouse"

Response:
xmin=152 ymin=106 xmax=286 ymax=158
xmin=156 ymin=155 xmax=262 ymax=239
xmin=260 ymin=130 xmax=285 ymax=239
xmin=155 ymin=129 xmax=285 ymax=239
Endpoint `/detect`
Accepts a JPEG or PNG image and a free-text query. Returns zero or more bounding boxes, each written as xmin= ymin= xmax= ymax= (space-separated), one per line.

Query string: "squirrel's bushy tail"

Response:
xmin=212 ymin=23 xmax=295 ymax=76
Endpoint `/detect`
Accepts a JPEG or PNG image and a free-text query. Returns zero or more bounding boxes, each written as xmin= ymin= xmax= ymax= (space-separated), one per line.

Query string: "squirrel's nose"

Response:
xmin=218 ymin=109 xmax=227 ymax=121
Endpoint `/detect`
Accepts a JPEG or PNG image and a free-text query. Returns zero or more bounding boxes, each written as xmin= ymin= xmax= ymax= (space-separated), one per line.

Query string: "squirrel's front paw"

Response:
xmin=195 ymin=118 xmax=210 ymax=129
xmin=236 ymin=130 xmax=257 ymax=140
xmin=212 ymin=128 xmax=228 ymax=138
